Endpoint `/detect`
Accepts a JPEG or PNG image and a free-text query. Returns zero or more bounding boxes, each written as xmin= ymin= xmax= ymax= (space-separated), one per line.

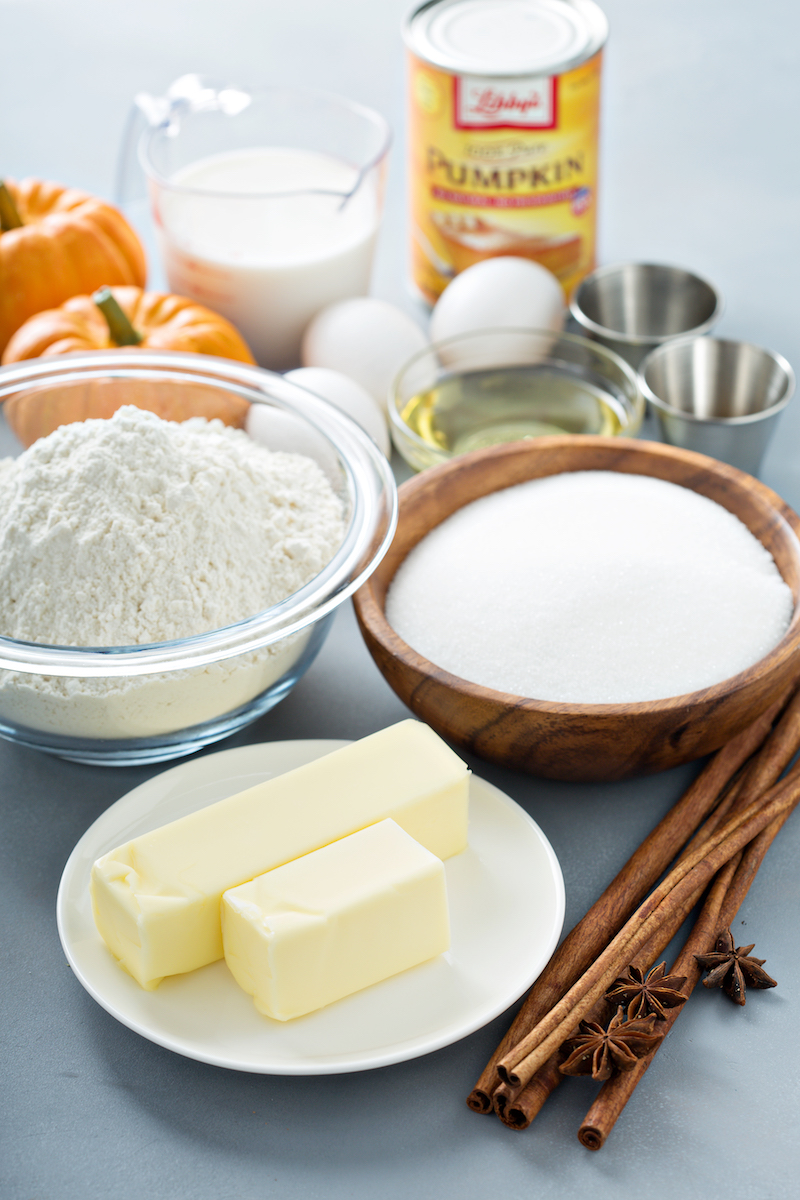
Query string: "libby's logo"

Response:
xmin=470 ymin=89 xmax=540 ymax=118
xmin=455 ymin=75 xmax=556 ymax=130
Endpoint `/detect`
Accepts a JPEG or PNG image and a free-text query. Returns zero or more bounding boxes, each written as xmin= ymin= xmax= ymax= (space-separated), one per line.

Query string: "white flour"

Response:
xmin=0 ymin=406 xmax=345 ymax=738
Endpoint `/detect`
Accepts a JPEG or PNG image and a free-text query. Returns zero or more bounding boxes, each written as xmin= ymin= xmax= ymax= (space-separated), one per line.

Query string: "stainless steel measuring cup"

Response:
xmin=640 ymin=336 xmax=795 ymax=476
xmin=569 ymin=262 xmax=723 ymax=369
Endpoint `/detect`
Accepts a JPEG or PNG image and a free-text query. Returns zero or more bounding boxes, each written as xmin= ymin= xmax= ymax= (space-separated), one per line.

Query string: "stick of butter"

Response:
xmin=221 ymin=819 xmax=450 ymax=1020
xmin=91 ymin=720 xmax=469 ymax=989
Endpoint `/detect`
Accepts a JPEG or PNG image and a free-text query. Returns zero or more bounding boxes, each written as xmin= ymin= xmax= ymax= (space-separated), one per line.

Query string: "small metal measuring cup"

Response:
xmin=640 ymin=336 xmax=795 ymax=476
xmin=569 ymin=262 xmax=723 ymax=368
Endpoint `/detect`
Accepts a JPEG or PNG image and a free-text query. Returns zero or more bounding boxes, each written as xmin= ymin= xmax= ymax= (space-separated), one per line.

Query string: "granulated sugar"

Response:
xmin=385 ymin=471 xmax=794 ymax=703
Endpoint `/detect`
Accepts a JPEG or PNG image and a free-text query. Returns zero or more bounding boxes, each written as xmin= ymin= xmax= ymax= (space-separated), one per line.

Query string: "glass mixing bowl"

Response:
xmin=0 ymin=351 xmax=396 ymax=765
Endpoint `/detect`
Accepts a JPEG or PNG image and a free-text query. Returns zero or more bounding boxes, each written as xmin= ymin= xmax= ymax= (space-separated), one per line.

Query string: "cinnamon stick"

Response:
xmin=488 ymin=688 xmax=800 ymax=1127
xmin=501 ymin=700 xmax=800 ymax=1128
xmin=497 ymin=760 xmax=800 ymax=1090
xmin=718 ymin=814 xmax=791 ymax=928
xmin=466 ymin=699 xmax=785 ymax=1114
xmin=494 ymin=1056 xmax=564 ymax=1127
xmin=680 ymin=685 xmax=800 ymax=852
xmin=496 ymin=859 xmax=717 ymax=1128
xmin=578 ymin=856 xmax=740 ymax=1150
xmin=574 ymin=793 xmax=796 ymax=1153
xmin=716 ymin=686 xmax=800 ymax=812
xmin=575 ymin=698 xmax=800 ymax=1145
xmin=491 ymin=690 xmax=800 ymax=1126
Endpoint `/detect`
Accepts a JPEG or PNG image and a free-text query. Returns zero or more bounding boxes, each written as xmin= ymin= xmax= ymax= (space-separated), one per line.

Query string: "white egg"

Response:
xmin=430 ymin=256 xmax=565 ymax=341
xmin=285 ymin=367 xmax=391 ymax=457
xmin=245 ymin=403 xmax=341 ymax=484
xmin=301 ymin=297 xmax=428 ymax=414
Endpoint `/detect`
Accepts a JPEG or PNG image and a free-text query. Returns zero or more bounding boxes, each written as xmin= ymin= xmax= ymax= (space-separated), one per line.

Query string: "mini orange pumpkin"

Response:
xmin=0 ymin=287 xmax=258 ymax=447
xmin=0 ymin=178 xmax=147 ymax=355
xmin=2 ymin=285 xmax=257 ymax=364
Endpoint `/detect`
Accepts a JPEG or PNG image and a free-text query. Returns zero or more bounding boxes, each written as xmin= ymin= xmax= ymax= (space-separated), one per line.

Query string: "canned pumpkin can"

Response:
xmin=405 ymin=0 xmax=608 ymax=303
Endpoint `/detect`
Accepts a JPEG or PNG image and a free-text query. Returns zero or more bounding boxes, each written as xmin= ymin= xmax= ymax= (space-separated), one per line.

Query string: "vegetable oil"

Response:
xmin=399 ymin=364 xmax=630 ymax=462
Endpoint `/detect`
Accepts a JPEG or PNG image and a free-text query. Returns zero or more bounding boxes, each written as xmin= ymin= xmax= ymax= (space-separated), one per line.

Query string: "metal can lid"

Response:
xmin=405 ymin=0 xmax=608 ymax=76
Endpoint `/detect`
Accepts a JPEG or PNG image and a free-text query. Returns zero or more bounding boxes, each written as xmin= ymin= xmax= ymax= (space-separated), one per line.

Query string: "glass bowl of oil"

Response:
xmin=389 ymin=327 xmax=644 ymax=471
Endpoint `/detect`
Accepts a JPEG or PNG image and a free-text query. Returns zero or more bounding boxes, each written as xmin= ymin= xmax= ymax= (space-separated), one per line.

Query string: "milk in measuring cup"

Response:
xmin=152 ymin=147 xmax=380 ymax=370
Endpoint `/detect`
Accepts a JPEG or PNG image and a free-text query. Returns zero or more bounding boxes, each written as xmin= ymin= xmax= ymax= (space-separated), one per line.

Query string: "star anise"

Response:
xmin=695 ymin=927 xmax=777 ymax=1006
xmin=559 ymin=1006 xmax=665 ymax=1081
xmin=606 ymin=962 xmax=689 ymax=1020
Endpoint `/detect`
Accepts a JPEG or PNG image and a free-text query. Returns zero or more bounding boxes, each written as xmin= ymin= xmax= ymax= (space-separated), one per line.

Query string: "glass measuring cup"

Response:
xmin=123 ymin=76 xmax=391 ymax=370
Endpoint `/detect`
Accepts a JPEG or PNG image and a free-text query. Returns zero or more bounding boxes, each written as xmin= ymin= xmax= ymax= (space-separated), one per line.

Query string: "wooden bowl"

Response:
xmin=353 ymin=436 xmax=800 ymax=782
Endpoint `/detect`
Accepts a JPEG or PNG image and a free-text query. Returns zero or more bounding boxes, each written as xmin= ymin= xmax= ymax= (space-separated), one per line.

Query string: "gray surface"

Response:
xmin=2 ymin=1 xmax=800 ymax=1197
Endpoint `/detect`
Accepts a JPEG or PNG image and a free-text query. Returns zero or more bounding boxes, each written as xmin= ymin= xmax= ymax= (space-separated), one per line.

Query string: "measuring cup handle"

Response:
xmin=114 ymin=74 xmax=252 ymax=205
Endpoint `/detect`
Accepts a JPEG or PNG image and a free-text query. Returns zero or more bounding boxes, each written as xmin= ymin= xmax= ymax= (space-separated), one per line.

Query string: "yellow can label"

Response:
xmin=408 ymin=51 xmax=603 ymax=303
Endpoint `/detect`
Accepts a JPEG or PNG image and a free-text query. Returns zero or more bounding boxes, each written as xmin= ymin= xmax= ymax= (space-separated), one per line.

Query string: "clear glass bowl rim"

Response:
xmin=0 ymin=350 xmax=397 ymax=678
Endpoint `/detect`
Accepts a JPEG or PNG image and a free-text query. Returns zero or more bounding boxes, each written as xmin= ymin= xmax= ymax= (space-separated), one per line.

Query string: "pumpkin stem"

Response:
xmin=93 ymin=287 xmax=143 ymax=346
xmin=0 ymin=181 xmax=24 ymax=231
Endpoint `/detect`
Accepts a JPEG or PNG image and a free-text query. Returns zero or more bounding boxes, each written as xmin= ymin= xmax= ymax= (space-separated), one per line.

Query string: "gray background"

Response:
xmin=2 ymin=1 xmax=799 ymax=1197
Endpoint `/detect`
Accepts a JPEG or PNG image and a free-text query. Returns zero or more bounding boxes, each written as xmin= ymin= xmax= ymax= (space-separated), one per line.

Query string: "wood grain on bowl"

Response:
xmin=353 ymin=436 xmax=800 ymax=782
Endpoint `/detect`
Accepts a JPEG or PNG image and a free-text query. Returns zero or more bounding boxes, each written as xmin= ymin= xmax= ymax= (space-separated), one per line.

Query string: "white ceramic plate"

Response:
xmin=57 ymin=739 xmax=565 ymax=1075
